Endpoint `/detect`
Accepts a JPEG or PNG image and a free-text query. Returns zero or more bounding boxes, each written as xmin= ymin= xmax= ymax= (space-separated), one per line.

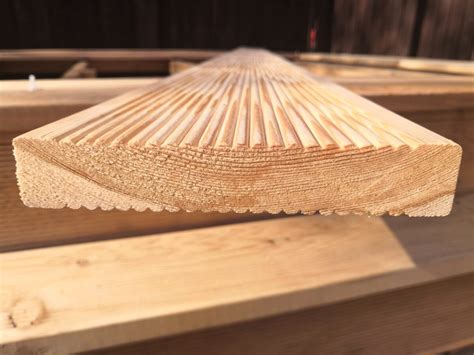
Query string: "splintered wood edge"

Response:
xmin=13 ymin=49 xmax=462 ymax=216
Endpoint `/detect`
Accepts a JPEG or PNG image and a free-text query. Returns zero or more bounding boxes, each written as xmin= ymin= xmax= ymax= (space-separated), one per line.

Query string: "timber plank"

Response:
xmin=13 ymin=49 xmax=462 ymax=216
xmin=2 ymin=75 xmax=473 ymax=133
xmin=0 ymin=78 xmax=158 ymax=133
xmin=298 ymin=52 xmax=474 ymax=76
xmin=1 ymin=193 xmax=473 ymax=354
xmin=1 ymin=65 xmax=473 ymax=251
xmin=88 ymin=274 xmax=474 ymax=355
xmin=0 ymin=49 xmax=224 ymax=76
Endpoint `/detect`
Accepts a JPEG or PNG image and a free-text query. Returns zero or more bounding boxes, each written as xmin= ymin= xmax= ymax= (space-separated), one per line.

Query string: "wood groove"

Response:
xmin=13 ymin=49 xmax=462 ymax=216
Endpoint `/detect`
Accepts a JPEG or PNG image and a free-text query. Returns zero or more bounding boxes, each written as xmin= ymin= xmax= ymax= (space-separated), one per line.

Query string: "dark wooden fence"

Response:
xmin=1 ymin=0 xmax=472 ymax=59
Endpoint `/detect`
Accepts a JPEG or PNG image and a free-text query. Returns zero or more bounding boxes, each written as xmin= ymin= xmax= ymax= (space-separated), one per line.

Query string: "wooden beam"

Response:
xmin=61 ymin=61 xmax=96 ymax=79
xmin=297 ymin=53 xmax=474 ymax=76
xmin=0 ymin=49 xmax=225 ymax=76
xmin=13 ymin=49 xmax=461 ymax=216
xmin=296 ymin=60 xmax=444 ymax=78
xmin=90 ymin=274 xmax=474 ymax=355
xmin=1 ymin=192 xmax=473 ymax=353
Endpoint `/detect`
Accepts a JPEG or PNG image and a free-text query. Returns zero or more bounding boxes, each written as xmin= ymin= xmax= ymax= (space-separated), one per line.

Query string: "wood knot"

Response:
xmin=76 ymin=258 xmax=90 ymax=267
xmin=10 ymin=299 xmax=45 ymax=328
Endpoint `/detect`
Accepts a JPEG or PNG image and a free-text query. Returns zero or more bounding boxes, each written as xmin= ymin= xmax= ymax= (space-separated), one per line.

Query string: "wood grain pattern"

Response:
xmin=3 ymin=75 xmax=473 ymax=133
xmin=0 ymin=134 xmax=272 ymax=252
xmin=1 ymin=71 xmax=472 ymax=250
xmin=13 ymin=49 xmax=462 ymax=216
xmin=88 ymin=274 xmax=474 ymax=355
xmin=1 ymin=193 xmax=473 ymax=354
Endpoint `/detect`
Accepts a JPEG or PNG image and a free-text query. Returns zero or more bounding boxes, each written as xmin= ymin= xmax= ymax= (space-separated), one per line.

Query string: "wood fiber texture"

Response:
xmin=1 ymin=193 xmax=473 ymax=353
xmin=13 ymin=49 xmax=462 ymax=216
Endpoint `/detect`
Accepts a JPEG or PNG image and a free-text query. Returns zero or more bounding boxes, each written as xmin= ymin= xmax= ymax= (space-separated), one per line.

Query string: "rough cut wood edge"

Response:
xmin=1 ymin=193 xmax=473 ymax=354
xmin=0 ymin=140 xmax=272 ymax=252
xmin=13 ymin=49 xmax=462 ymax=216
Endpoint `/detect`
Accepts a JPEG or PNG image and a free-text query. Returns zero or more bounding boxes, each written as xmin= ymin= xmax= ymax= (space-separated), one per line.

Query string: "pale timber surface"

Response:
xmin=13 ymin=49 xmax=461 ymax=216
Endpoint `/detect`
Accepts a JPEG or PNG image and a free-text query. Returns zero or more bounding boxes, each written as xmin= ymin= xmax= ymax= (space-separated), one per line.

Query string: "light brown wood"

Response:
xmin=13 ymin=49 xmax=461 ymax=216
xmin=0 ymin=133 xmax=272 ymax=252
xmin=0 ymin=77 xmax=273 ymax=252
xmin=298 ymin=52 xmax=474 ymax=76
xmin=0 ymin=78 xmax=158 ymax=133
xmin=1 ymin=193 xmax=473 ymax=354
xmin=169 ymin=60 xmax=197 ymax=74
xmin=3 ymin=76 xmax=473 ymax=133
xmin=89 ymin=274 xmax=474 ymax=355
xmin=61 ymin=61 xmax=96 ymax=79
xmin=1 ymin=75 xmax=472 ymax=251
xmin=296 ymin=60 xmax=445 ymax=78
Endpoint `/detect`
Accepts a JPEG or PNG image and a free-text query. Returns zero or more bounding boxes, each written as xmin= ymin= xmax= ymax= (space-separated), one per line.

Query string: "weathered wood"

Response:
xmin=89 ymin=275 xmax=474 ymax=355
xmin=1 ymin=193 xmax=473 ymax=354
xmin=61 ymin=61 xmax=96 ymax=79
xmin=298 ymin=52 xmax=474 ymax=76
xmin=13 ymin=49 xmax=461 ymax=216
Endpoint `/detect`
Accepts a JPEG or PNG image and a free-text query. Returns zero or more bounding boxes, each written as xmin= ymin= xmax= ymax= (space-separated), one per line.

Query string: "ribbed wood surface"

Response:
xmin=13 ymin=49 xmax=462 ymax=216
xmin=24 ymin=49 xmax=449 ymax=149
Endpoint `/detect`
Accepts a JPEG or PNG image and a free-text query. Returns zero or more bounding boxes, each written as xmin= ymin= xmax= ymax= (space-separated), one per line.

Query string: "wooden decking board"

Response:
xmin=13 ymin=49 xmax=461 ymax=216
xmin=1 ymin=74 xmax=472 ymax=251
xmin=1 ymin=193 xmax=473 ymax=354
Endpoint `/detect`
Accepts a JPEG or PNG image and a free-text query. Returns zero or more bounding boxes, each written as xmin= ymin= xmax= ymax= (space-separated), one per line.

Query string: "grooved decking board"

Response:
xmin=1 ymin=78 xmax=472 ymax=251
xmin=1 ymin=193 xmax=473 ymax=354
xmin=13 ymin=49 xmax=462 ymax=216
